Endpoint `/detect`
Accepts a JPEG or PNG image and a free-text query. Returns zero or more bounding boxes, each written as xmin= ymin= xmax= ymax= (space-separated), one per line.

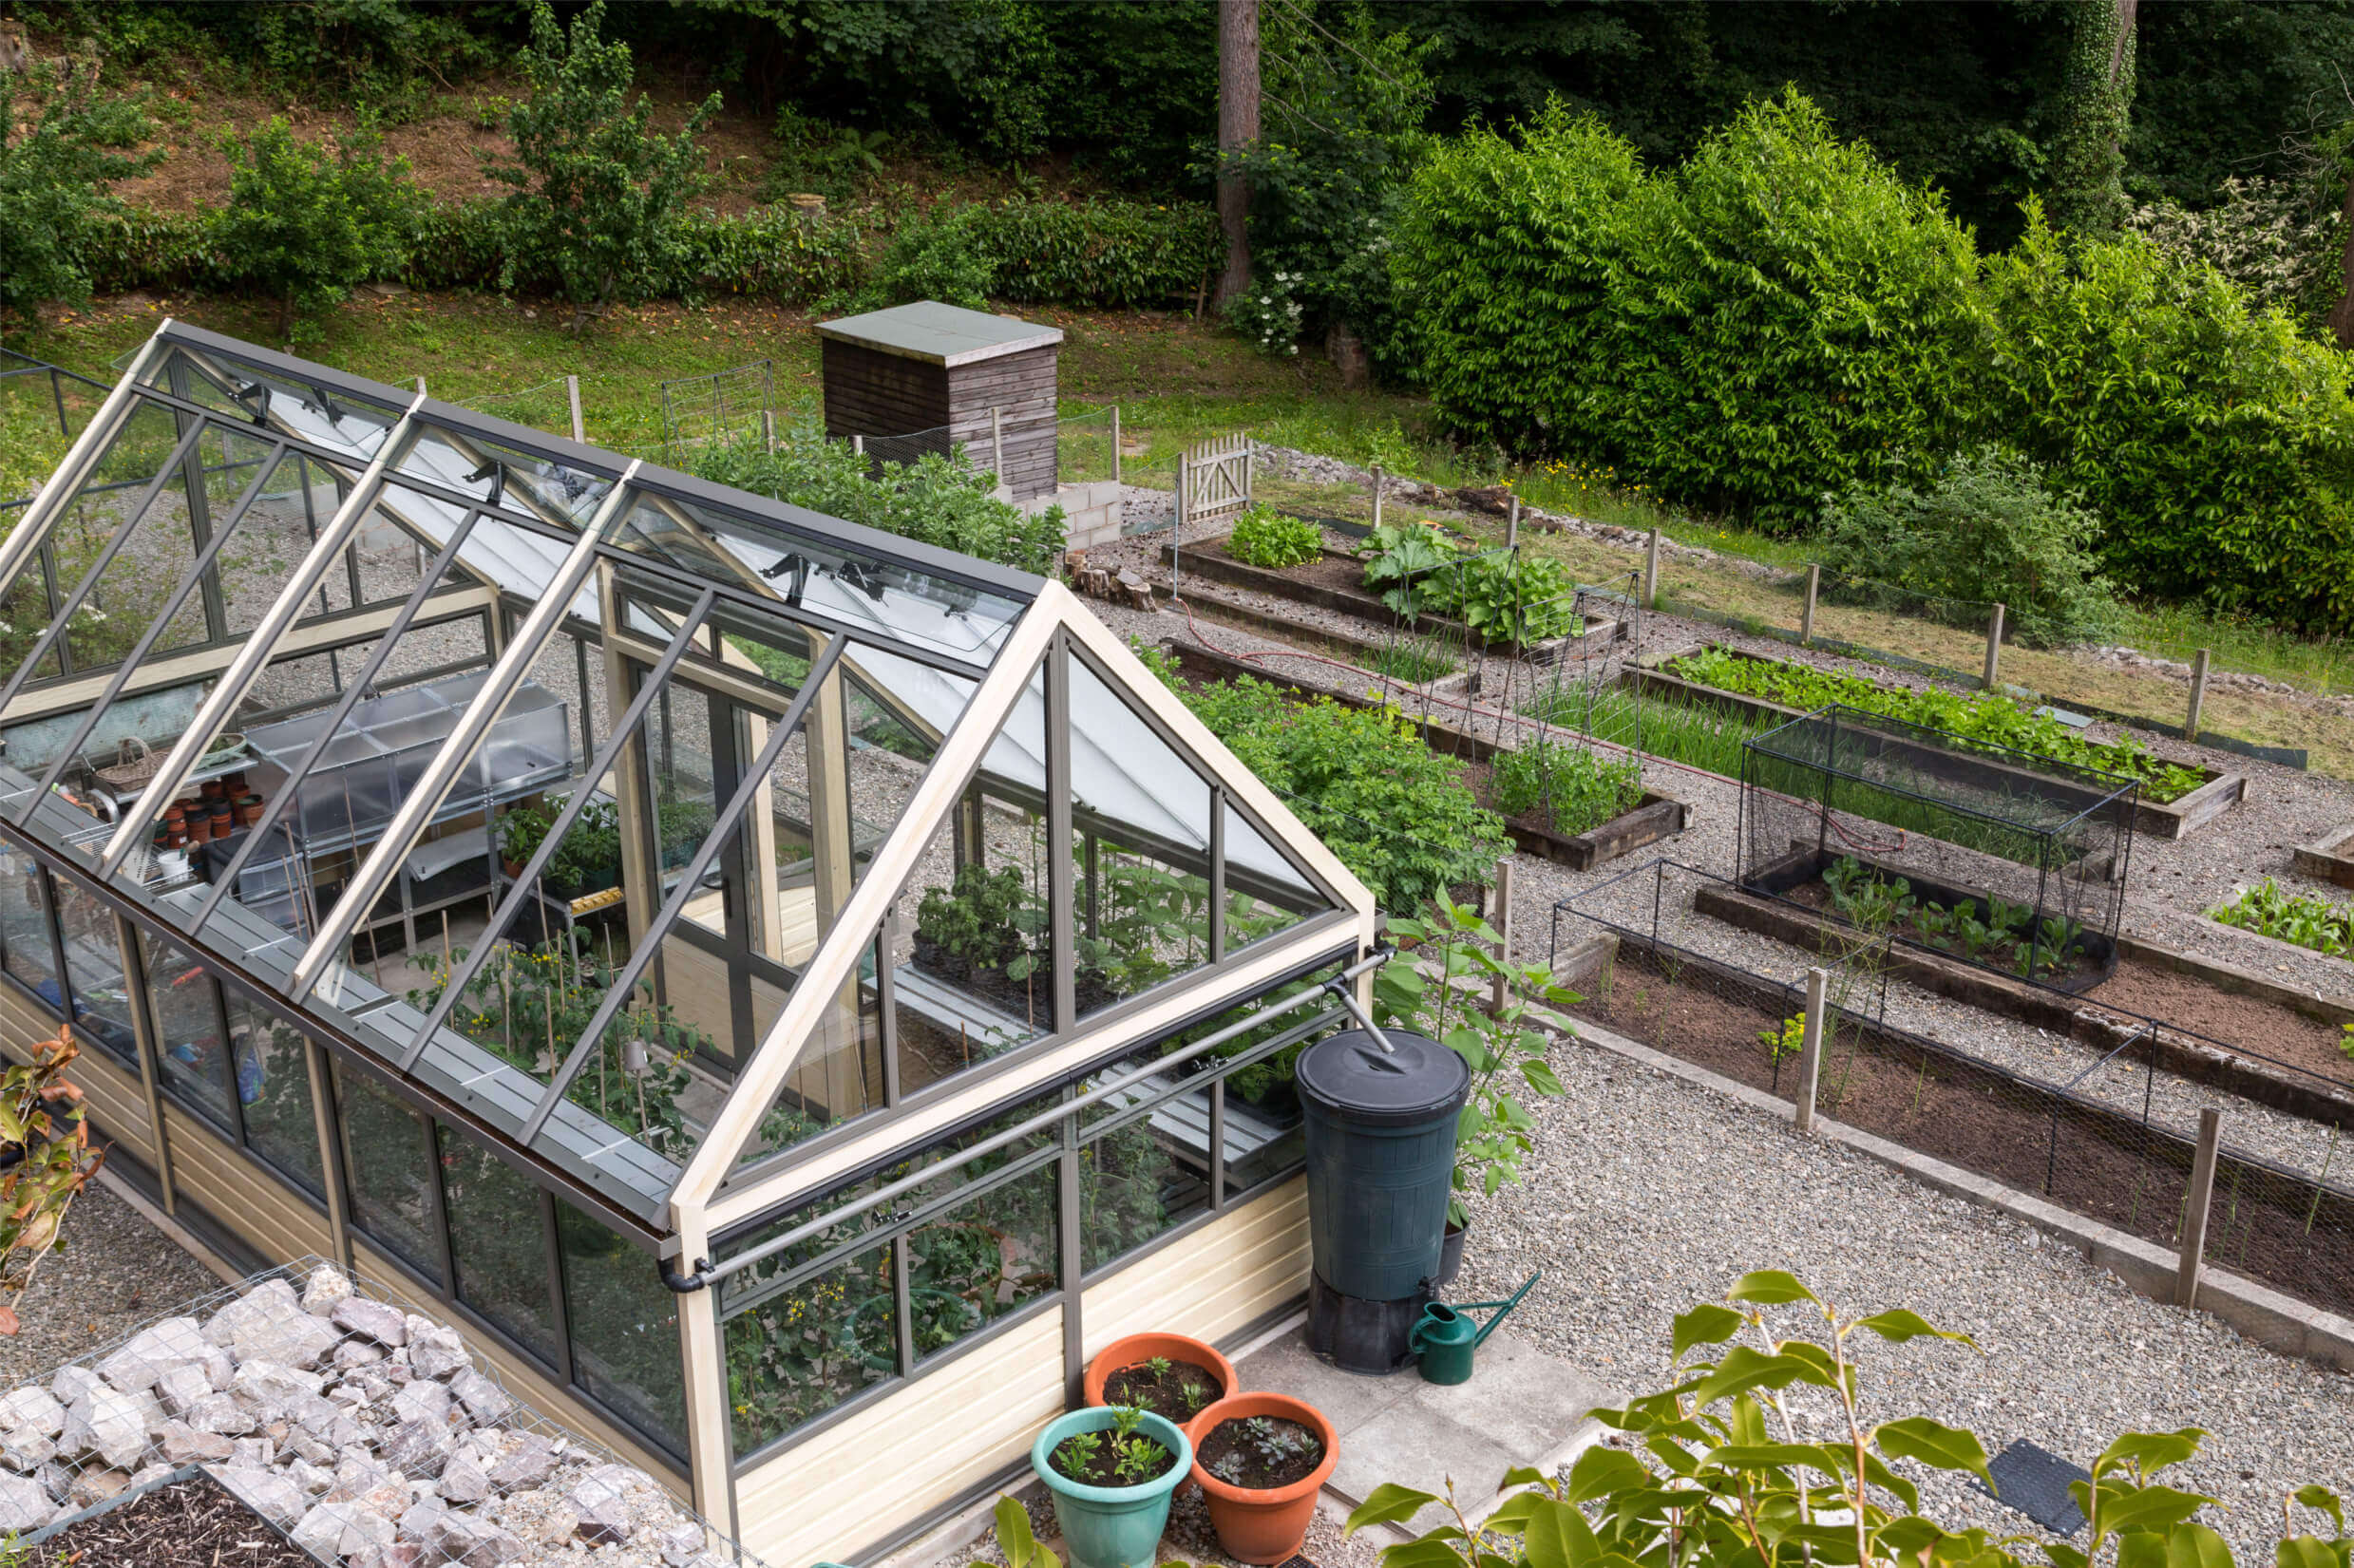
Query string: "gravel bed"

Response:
xmin=1458 ymin=1030 xmax=2354 ymax=1561
xmin=0 ymin=1183 xmax=218 ymax=1390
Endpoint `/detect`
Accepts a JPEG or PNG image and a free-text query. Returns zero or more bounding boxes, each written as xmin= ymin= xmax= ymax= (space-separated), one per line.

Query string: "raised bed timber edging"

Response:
xmin=1629 ymin=643 xmax=2249 ymax=841
xmin=1161 ymin=542 xmax=1621 ymax=662
xmin=2291 ymin=824 xmax=2354 ymax=891
xmin=2114 ymin=931 xmax=2354 ymax=1030
xmin=1163 ymin=638 xmax=1688 ymax=873
xmin=1149 ymin=581 xmax=1398 ymax=671
xmin=1694 ymin=878 xmax=2354 ymax=1129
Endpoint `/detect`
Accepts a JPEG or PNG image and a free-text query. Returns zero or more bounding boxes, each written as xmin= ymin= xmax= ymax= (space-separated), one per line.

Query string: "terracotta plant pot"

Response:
xmin=1185 ymin=1392 xmax=1338 ymax=1564
xmin=1083 ymin=1332 xmax=1238 ymax=1412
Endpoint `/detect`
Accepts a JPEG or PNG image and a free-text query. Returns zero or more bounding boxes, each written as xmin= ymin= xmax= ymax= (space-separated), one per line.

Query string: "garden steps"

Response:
xmin=1629 ymin=642 xmax=2249 ymax=840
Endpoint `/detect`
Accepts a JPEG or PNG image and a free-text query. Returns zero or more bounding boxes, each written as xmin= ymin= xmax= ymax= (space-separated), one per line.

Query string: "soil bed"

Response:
xmin=1102 ymin=1356 xmax=1226 ymax=1423
xmin=1566 ymin=945 xmax=2354 ymax=1314
xmin=36 ymin=1473 xmax=307 ymax=1567
xmin=1200 ymin=1414 xmax=1325 ymax=1489
xmin=1052 ymin=1432 xmax=1180 ymax=1487
xmin=2089 ymin=959 xmax=2354 ymax=1085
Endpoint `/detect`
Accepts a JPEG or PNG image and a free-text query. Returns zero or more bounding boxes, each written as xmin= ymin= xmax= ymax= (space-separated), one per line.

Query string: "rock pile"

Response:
xmin=0 ymin=1266 xmax=727 ymax=1568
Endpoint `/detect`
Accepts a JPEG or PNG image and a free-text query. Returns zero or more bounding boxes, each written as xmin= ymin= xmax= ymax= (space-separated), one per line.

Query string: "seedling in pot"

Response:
xmin=1113 ymin=1436 xmax=1165 ymax=1483
xmin=1110 ymin=1405 xmax=1146 ymax=1441
xmin=1145 ymin=1356 xmax=1171 ymax=1380
xmin=1055 ymin=1430 xmax=1102 ymax=1474
xmin=1179 ymin=1379 xmax=1209 ymax=1414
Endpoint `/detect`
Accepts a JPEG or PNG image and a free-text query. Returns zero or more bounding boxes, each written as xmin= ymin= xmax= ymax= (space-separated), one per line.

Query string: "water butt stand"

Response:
xmin=1296 ymin=1025 xmax=1471 ymax=1374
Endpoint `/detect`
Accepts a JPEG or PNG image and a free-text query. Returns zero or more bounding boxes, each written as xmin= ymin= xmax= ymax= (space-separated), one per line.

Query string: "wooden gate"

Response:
xmin=1170 ymin=432 xmax=1252 ymax=591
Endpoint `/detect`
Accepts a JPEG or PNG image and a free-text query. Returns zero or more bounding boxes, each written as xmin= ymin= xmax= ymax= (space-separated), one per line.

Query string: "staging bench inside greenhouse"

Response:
xmin=0 ymin=320 xmax=1378 ymax=1567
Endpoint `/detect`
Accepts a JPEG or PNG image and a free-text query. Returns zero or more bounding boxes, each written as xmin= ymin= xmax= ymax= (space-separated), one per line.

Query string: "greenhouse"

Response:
xmin=0 ymin=321 xmax=1378 ymax=1563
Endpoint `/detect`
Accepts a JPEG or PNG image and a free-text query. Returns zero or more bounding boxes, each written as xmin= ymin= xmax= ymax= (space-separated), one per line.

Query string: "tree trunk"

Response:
xmin=2047 ymin=0 xmax=2137 ymax=236
xmin=2328 ymin=175 xmax=2354 ymax=350
xmin=1214 ymin=0 xmax=1260 ymax=312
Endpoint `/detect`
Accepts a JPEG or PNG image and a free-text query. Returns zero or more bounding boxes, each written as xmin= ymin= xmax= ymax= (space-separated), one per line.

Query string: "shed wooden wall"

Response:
xmin=819 ymin=339 xmax=1060 ymax=501
xmin=822 ymin=340 xmax=953 ymax=442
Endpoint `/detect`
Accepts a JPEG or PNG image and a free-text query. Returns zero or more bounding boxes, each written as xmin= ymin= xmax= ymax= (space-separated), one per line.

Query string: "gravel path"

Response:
xmin=0 ymin=1181 xmax=218 ymax=1388
xmin=1460 ymin=1026 xmax=2354 ymax=1560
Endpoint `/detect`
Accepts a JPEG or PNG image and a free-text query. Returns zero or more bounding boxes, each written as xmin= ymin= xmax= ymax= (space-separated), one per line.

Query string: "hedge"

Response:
xmin=78 ymin=194 xmax=1215 ymax=312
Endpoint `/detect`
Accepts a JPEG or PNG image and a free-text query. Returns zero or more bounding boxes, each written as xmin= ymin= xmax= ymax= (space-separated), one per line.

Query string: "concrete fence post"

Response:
xmin=852 ymin=433 xmax=864 ymax=456
xmin=1489 ymin=858 xmax=1516 ymax=1013
xmin=1370 ymin=464 xmax=1384 ymax=531
xmin=1111 ymin=405 xmax=1122 ymax=485
xmin=1643 ymin=528 xmax=1661 ymax=610
xmin=2186 ymin=649 xmax=2211 ymax=743
xmin=1794 ymin=967 xmax=1829 ymax=1134
xmin=1984 ymin=602 xmax=2006 ymax=690
xmin=566 ymin=374 xmax=584 ymax=444
xmin=2177 ymin=1106 xmax=2223 ymax=1307
xmin=1800 ymin=563 xmax=1820 ymax=647
xmin=1506 ymin=495 xmax=1521 ymax=550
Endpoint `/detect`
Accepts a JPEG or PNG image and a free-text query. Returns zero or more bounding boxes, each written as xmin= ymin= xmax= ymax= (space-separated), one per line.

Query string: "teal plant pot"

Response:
xmin=1030 ymin=1408 xmax=1193 ymax=1568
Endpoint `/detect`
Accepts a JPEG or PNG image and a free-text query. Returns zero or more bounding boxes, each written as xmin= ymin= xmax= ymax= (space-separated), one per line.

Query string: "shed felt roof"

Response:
xmin=815 ymin=301 xmax=1063 ymax=368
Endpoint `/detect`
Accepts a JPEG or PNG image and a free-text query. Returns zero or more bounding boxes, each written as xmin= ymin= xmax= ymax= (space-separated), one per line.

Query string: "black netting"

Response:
xmin=1738 ymin=704 xmax=2134 ymax=993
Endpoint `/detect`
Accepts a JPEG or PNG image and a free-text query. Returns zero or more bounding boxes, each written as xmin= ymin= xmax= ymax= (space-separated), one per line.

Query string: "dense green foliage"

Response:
xmin=0 ymin=61 xmax=155 ymax=328
xmin=1980 ymin=208 xmax=2354 ymax=629
xmin=1489 ymin=739 xmax=1643 ymax=837
xmin=1357 ymin=522 xmax=1582 ymax=645
xmin=486 ymin=1 xmax=720 ymax=325
xmin=1814 ymin=445 xmax=2119 ymax=649
xmin=1225 ymin=504 xmax=1322 ymax=570
xmin=857 ymin=198 xmax=1217 ymax=313
xmin=1349 ymin=1271 xmax=2354 ymax=1568
xmin=1666 ymin=646 xmax=2206 ymax=803
xmin=1160 ymin=662 xmax=1509 ymax=914
xmin=213 ymin=119 xmax=416 ymax=338
xmin=693 ymin=425 xmax=1066 ymax=576
xmin=2044 ymin=0 xmax=2136 ymax=237
xmin=2211 ymin=878 xmax=2353 ymax=959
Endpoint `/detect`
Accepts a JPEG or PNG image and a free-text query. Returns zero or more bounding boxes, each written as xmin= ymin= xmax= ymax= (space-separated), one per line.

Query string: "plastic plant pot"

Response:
xmin=1082 ymin=1332 xmax=1238 ymax=1411
xmin=1185 ymin=1392 xmax=1339 ymax=1564
xmin=1031 ymin=1407 xmax=1192 ymax=1568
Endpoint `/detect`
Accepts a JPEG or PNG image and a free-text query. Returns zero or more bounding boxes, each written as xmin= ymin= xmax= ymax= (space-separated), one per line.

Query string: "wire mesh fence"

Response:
xmin=2 ymin=1255 xmax=760 ymax=1566
xmin=451 ymin=376 xmax=579 ymax=444
xmin=1549 ymin=858 xmax=2354 ymax=1322
xmin=658 ymin=359 xmax=775 ymax=455
xmin=860 ymin=423 xmax=957 ymax=473
xmin=1057 ymin=404 xmax=1118 ymax=487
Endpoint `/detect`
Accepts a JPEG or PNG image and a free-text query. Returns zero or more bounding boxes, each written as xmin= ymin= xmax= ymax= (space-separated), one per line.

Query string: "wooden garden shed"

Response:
xmin=0 ymin=322 xmax=1377 ymax=1566
xmin=818 ymin=300 xmax=1063 ymax=501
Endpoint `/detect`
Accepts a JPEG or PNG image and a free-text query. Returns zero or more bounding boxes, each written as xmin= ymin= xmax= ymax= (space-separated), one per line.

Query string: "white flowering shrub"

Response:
xmin=1224 ymin=269 xmax=1305 ymax=356
xmin=2128 ymin=176 xmax=2341 ymax=322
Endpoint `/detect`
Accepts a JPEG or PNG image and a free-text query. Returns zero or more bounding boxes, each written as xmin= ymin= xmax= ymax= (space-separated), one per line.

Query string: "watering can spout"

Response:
xmin=1410 ymin=1271 xmax=1540 ymax=1385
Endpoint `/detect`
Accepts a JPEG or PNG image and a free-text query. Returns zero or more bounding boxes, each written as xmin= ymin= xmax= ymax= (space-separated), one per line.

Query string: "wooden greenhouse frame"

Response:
xmin=0 ymin=322 xmax=1378 ymax=1563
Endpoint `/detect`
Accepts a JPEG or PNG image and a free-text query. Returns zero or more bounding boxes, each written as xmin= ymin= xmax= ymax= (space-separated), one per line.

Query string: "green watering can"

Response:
xmin=1410 ymin=1271 xmax=1540 ymax=1386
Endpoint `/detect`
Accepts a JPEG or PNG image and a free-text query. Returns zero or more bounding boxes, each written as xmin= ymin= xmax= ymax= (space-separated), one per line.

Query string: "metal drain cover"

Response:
xmin=1980 ymin=1439 xmax=2090 ymax=1534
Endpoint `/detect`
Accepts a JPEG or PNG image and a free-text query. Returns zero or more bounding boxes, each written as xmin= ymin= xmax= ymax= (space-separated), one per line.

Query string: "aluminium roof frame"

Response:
xmin=2 ymin=322 xmax=1382 ymax=1272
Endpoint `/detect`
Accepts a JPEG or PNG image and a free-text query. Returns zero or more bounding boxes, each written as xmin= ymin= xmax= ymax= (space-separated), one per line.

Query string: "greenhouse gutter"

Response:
xmin=658 ymin=945 xmax=1394 ymax=1294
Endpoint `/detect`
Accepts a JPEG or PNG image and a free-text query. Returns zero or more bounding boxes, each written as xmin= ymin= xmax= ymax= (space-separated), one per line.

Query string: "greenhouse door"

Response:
xmin=631 ymin=663 xmax=813 ymax=1072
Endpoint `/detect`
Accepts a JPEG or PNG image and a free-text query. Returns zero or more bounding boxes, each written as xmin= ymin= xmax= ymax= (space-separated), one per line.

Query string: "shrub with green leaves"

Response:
xmin=1814 ymin=444 xmax=2120 ymax=649
xmin=2210 ymin=878 xmax=2353 ymax=959
xmin=1177 ymin=673 xmax=1510 ymax=915
xmin=0 ymin=60 xmax=156 ymax=329
xmin=485 ymin=0 xmax=718 ymax=328
xmin=1226 ymin=505 xmax=1322 ymax=570
xmin=1489 ymin=740 xmax=1642 ymax=836
xmin=693 ymin=425 xmax=1065 ymax=576
xmin=213 ymin=119 xmax=416 ymax=340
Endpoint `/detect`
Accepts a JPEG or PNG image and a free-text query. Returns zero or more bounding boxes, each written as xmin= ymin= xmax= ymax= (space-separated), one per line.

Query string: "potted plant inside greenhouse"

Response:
xmin=1186 ymin=1391 xmax=1338 ymax=1564
xmin=1083 ymin=1332 xmax=1235 ymax=1424
xmin=1031 ymin=1405 xmax=1193 ymax=1568
xmin=1374 ymin=900 xmax=1575 ymax=1282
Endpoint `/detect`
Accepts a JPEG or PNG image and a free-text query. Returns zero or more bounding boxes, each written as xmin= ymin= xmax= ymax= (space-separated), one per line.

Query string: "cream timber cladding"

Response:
xmin=734 ymin=1307 xmax=1067 ymax=1568
xmin=1079 ymin=1179 xmax=1308 ymax=1361
xmin=0 ymin=984 xmax=151 ymax=1163
xmin=159 ymin=1102 xmax=333 ymax=1268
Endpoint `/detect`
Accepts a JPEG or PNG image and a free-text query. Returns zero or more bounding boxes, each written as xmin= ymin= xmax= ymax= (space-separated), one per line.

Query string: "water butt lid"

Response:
xmin=1296 ymin=1028 xmax=1469 ymax=1126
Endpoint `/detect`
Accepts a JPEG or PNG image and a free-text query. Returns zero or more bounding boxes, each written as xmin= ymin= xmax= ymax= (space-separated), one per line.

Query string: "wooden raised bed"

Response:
xmin=2292 ymin=824 xmax=2354 ymax=891
xmin=1694 ymin=878 xmax=2354 ymax=1129
xmin=1631 ymin=643 xmax=2248 ymax=841
xmin=1160 ymin=541 xmax=1623 ymax=661
xmin=1164 ymin=637 xmax=1687 ymax=873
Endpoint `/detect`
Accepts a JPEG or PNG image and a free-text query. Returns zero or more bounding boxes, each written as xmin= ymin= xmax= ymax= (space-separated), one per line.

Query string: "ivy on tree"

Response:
xmin=486 ymin=0 xmax=718 ymax=331
xmin=213 ymin=118 xmax=416 ymax=342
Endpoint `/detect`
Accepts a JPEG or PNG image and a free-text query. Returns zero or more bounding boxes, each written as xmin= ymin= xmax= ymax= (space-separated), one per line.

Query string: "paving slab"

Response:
xmin=1235 ymin=1325 xmax=1616 ymax=1536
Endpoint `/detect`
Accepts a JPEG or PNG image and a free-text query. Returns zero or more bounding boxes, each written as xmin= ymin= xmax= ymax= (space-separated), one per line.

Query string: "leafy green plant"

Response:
xmin=0 ymin=58 xmax=159 ymax=329
xmin=0 ymin=1027 xmax=104 ymax=1336
xmin=497 ymin=798 xmax=559 ymax=867
xmin=1370 ymin=635 xmax=1457 ymax=686
xmin=1345 ymin=1270 xmax=2353 ymax=1568
xmin=212 ymin=117 xmax=416 ymax=341
xmin=484 ymin=0 xmax=719 ymax=329
xmin=2211 ymin=879 xmax=2354 ymax=960
xmin=1667 ymin=647 xmax=2206 ymax=803
xmin=1226 ymin=504 xmax=1323 ymax=570
xmin=1054 ymin=1429 xmax=1102 ymax=1475
xmin=1357 ymin=521 xmax=1464 ymax=618
xmin=1757 ymin=1015 xmax=1803 ymax=1064
xmin=1489 ymin=741 xmax=1642 ymax=838
xmin=915 ymin=863 xmax=1037 ymax=977
xmin=1815 ymin=444 xmax=2122 ymax=649
xmin=1374 ymin=898 xmax=1576 ymax=1227
xmin=2341 ymin=1023 xmax=2353 ymax=1064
